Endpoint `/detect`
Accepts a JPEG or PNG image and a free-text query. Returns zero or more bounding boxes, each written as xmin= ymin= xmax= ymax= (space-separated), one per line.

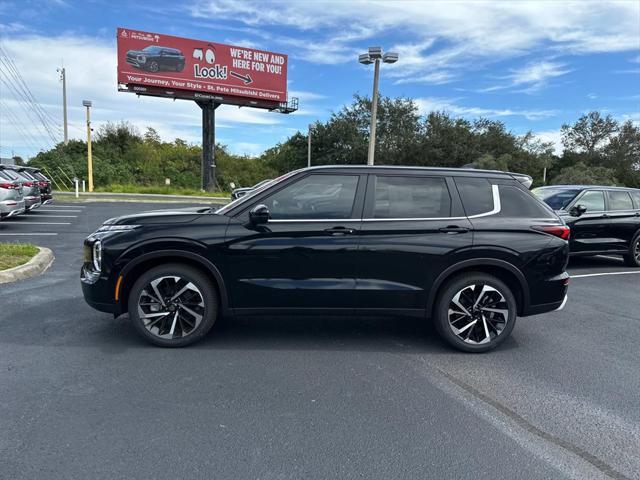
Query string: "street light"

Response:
xmin=358 ymin=46 xmax=398 ymax=165
xmin=82 ymin=100 xmax=94 ymax=192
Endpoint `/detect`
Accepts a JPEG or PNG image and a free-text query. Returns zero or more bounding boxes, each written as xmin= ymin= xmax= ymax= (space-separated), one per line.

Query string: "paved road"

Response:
xmin=1 ymin=202 xmax=638 ymax=479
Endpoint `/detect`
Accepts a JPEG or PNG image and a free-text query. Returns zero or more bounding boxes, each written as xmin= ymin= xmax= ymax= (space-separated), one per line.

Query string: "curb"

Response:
xmin=53 ymin=191 xmax=229 ymax=202
xmin=0 ymin=247 xmax=55 ymax=284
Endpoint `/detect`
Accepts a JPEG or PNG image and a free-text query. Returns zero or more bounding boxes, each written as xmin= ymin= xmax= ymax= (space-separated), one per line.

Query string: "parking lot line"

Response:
xmin=24 ymin=214 xmax=78 ymax=218
xmin=572 ymin=271 xmax=640 ymax=278
xmin=46 ymin=204 xmax=86 ymax=208
xmin=0 ymin=232 xmax=58 ymax=236
xmin=0 ymin=221 xmax=71 ymax=225
xmin=38 ymin=209 xmax=83 ymax=213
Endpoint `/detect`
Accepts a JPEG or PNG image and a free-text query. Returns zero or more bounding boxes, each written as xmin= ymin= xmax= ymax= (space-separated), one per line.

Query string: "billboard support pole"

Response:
xmin=197 ymin=101 xmax=220 ymax=192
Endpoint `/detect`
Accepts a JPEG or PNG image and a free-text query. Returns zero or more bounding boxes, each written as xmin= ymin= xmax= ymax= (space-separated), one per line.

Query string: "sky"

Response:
xmin=0 ymin=0 xmax=639 ymax=160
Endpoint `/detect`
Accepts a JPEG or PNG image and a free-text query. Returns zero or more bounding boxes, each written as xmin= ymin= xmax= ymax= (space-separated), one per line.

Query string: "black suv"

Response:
xmin=126 ymin=46 xmax=185 ymax=73
xmin=534 ymin=185 xmax=640 ymax=267
xmin=82 ymin=166 xmax=570 ymax=352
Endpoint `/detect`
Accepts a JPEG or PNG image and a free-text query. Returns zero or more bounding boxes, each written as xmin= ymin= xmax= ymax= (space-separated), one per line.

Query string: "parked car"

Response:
xmin=82 ymin=166 xmax=570 ymax=351
xmin=126 ymin=46 xmax=185 ymax=72
xmin=0 ymin=169 xmax=26 ymax=219
xmin=19 ymin=166 xmax=53 ymax=204
xmin=231 ymin=179 xmax=273 ymax=200
xmin=0 ymin=166 xmax=41 ymax=211
xmin=534 ymin=185 xmax=640 ymax=267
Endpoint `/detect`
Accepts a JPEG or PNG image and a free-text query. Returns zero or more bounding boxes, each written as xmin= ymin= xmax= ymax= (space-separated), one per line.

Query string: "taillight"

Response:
xmin=532 ymin=225 xmax=570 ymax=240
xmin=23 ymin=181 xmax=34 ymax=187
xmin=0 ymin=182 xmax=16 ymax=189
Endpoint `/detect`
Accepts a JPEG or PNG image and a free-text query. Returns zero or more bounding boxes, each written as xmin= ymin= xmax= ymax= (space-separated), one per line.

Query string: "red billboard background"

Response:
xmin=117 ymin=28 xmax=288 ymax=103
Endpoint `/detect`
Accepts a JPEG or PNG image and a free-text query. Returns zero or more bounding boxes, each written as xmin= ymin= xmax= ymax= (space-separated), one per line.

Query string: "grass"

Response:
xmin=0 ymin=243 xmax=39 ymax=271
xmin=94 ymin=184 xmax=231 ymax=198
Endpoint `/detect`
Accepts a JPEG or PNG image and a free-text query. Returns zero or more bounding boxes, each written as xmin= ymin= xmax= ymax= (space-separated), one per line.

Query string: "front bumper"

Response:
xmin=81 ymin=264 xmax=118 ymax=314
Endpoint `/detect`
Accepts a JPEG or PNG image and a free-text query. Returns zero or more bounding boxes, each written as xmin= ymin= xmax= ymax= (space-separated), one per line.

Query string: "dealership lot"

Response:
xmin=1 ymin=202 xmax=639 ymax=480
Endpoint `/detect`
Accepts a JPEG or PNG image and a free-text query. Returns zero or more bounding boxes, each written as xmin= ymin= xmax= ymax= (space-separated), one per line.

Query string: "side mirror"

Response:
xmin=570 ymin=204 xmax=587 ymax=217
xmin=249 ymin=204 xmax=270 ymax=225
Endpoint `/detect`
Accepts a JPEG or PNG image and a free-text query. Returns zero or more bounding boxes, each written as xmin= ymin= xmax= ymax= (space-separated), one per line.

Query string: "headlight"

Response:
xmin=138 ymin=55 xmax=146 ymax=63
xmin=95 ymin=224 xmax=139 ymax=232
xmin=92 ymin=240 xmax=102 ymax=272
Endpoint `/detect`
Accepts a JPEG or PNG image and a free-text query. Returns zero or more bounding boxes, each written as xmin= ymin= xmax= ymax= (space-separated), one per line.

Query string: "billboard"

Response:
xmin=117 ymin=28 xmax=288 ymax=105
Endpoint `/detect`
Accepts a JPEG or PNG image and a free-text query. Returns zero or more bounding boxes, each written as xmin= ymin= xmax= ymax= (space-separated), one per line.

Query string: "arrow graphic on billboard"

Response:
xmin=230 ymin=71 xmax=253 ymax=85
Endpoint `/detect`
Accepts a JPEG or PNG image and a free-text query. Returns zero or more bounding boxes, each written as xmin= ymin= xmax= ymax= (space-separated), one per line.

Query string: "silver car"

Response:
xmin=0 ymin=170 xmax=26 ymax=219
xmin=0 ymin=167 xmax=41 ymax=211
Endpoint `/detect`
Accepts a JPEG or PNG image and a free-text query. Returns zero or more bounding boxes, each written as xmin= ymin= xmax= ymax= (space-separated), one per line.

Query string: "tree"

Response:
xmin=561 ymin=112 xmax=618 ymax=157
xmin=605 ymin=121 xmax=640 ymax=187
xmin=552 ymin=162 xmax=618 ymax=185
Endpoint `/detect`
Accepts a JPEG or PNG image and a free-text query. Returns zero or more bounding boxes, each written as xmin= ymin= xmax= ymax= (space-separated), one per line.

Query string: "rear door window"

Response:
xmin=576 ymin=191 xmax=605 ymax=212
xmin=629 ymin=191 xmax=640 ymax=209
xmin=371 ymin=175 xmax=451 ymax=218
xmin=608 ymin=191 xmax=633 ymax=211
xmin=454 ymin=177 xmax=494 ymax=216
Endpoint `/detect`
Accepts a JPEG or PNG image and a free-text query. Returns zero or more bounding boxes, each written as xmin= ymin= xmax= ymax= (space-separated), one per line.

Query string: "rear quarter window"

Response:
xmin=497 ymin=185 xmax=556 ymax=218
xmin=631 ymin=191 xmax=640 ymax=209
xmin=454 ymin=177 xmax=494 ymax=216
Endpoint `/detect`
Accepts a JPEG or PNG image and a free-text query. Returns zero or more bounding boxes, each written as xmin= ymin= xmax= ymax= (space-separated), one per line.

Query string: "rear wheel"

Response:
xmin=434 ymin=273 xmax=517 ymax=353
xmin=623 ymin=234 xmax=640 ymax=267
xmin=128 ymin=264 xmax=218 ymax=347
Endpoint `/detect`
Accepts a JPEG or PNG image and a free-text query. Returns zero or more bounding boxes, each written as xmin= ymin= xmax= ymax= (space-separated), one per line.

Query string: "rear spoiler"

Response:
xmin=511 ymin=173 xmax=533 ymax=189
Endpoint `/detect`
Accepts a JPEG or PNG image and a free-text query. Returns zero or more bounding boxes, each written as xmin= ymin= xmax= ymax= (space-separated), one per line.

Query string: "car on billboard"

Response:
xmin=125 ymin=46 xmax=185 ymax=72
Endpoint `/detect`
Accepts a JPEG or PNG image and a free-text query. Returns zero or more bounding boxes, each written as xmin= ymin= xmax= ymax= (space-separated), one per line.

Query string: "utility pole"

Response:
xmin=83 ymin=100 xmax=93 ymax=192
xmin=57 ymin=67 xmax=68 ymax=145
xmin=307 ymin=124 xmax=313 ymax=168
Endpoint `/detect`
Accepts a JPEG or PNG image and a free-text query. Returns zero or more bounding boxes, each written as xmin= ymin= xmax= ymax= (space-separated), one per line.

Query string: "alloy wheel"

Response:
xmin=137 ymin=276 xmax=204 ymax=339
xmin=634 ymin=239 xmax=640 ymax=262
xmin=448 ymin=284 xmax=509 ymax=345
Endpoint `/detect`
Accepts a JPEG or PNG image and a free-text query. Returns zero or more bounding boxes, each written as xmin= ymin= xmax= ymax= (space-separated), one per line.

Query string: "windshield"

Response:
xmin=216 ymin=170 xmax=301 ymax=215
xmin=532 ymin=187 xmax=580 ymax=210
xmin=142 ymin=46 xmax=161 ymax=54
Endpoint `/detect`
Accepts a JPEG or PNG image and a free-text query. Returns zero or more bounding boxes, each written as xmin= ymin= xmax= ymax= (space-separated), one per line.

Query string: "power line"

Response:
xmin=0 ymin=43 xmax=62 ymax=144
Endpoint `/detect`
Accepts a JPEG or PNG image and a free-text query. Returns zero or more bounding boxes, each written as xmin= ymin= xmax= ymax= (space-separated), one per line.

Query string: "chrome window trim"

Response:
xmin=269 ymin=218 xmax=361 ymax=223
xmin=266 ymin=185 xmax=503 ymax=223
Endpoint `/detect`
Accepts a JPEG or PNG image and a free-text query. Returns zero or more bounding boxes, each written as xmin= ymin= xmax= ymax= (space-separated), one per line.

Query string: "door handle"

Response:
xmin=439 ymin=225 xmax=470 ymax=234
xmin=324 ymin=226 xmax=355 ymax=235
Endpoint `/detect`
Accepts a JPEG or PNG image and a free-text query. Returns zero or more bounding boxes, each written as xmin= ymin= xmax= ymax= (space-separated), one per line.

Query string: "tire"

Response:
xmin=176 ymin=63 xmax=185 ymax=72
xmin=147 ymin=61 xmax=159 ymax=72
xmin=623 ymin=234 xmax=640 ymax=267
xmin=433 ymin=272 xmax=517 ymax=353
xmin=127 ymin=264 xmax=218 ymax=347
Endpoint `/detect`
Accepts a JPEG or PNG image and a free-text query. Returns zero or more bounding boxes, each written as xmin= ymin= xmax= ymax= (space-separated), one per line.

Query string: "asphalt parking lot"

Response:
xmin=1 ymin=201 xmax=639 ymax=480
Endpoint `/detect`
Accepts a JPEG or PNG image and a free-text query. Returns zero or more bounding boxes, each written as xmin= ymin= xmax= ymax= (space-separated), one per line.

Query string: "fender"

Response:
xmin=116 ymin=249 xmax=230 ymax=315
xmin=426 ymin=258 xmax=530 ymax=315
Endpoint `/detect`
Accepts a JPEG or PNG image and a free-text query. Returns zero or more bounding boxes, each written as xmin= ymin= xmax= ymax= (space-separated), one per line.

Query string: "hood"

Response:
xmin=103 ymin=206 xmax=215 ymax=226
xmin=127 ymin=49 xmax=146 ymax=56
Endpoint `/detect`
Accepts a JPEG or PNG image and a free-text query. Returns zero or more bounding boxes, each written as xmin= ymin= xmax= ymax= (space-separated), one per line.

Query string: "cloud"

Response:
xmin=415 ymin=97 xmax=558 ymax=120
xmin=534 ymin=129 xmax=563 ymax=154
xmin=0 ymin=34 xmax=283 ymax=158
xmin=480 ymin=60 xmax=572 ymax=93
xmin=190 ymin=0 xmax=640 ymax=84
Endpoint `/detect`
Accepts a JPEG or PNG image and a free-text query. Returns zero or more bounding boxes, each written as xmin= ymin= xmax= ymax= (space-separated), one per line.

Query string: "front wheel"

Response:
xmin=623 ymin=234 xmax=640 ymax=267
xmin=128 ymin=264 xmax=218 ymax=347
xmin=434 ymin=273 xmax=517 ymax=353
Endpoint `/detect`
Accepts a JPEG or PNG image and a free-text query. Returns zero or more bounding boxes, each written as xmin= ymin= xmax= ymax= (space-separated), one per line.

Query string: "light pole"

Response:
xmin=83 ymin=100 xmax=94 ymax=192
xmin=358 ymin=47 xmax=398 ymax=165
xmin=57 ymin=67 xmax=68 ymax=145
xmin=307 ymin=123 xmax=315 ymax=168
